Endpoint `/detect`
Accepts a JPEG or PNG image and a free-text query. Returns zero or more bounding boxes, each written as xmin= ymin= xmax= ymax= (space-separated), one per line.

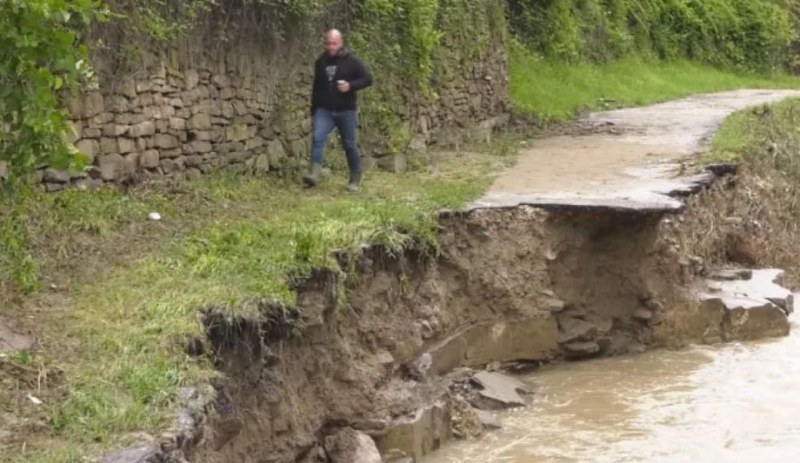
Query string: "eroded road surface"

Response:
xmin=472 ymin=89 xmax=800 ymax=211
xmin=427 ymin=90 xmax=800 ymax=463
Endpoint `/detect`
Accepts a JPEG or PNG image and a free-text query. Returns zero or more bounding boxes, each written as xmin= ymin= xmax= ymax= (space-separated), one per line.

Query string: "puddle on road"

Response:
xmin=423 ymin=320 xmax=800 ymax=463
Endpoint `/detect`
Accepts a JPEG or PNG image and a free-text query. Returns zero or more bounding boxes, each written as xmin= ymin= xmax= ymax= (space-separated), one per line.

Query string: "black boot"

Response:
xmin=346 ymin=171 xmax=361 ymax=192
xmin=303 ymin=163 xmax=322 ymax=187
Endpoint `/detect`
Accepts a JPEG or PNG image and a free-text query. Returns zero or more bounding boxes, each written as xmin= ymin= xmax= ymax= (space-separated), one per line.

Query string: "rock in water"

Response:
xmin=475 ymin=409 xmax=502 ymax=430
xmin=324 ymin=427 xmax=382 ymax=463
xmin=470 ymin=371 xmax=532 ymax=409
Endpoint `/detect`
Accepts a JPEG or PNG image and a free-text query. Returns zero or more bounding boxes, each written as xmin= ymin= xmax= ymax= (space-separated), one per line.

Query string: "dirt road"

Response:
xmin=472 ymin=89 xmax=800 ymax=211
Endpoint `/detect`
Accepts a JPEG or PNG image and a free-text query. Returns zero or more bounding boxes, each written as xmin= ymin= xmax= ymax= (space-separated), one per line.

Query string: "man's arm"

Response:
xmin=348 ymin=56 xmax=373 ymax=91
xmin=310 ymin=61 xmax=321 ymax=115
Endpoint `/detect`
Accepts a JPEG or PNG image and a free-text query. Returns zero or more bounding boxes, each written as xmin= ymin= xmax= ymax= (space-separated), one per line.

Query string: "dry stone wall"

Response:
xmin=43 ymin=23 xmax=509 ymax=190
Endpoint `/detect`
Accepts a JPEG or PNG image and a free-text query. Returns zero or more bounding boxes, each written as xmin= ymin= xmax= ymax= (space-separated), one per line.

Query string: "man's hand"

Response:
xmin=337 ymin=80 xmax=351 ymax=93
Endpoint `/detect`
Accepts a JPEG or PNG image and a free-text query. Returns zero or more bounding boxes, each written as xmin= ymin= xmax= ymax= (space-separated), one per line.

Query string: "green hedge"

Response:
xmin=508 ymin=0 xmax=796 ymax=71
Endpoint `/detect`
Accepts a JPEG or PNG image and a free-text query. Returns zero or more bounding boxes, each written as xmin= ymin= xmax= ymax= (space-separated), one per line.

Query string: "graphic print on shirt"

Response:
xmin=325 ymin=65 xmax=337 ymax=82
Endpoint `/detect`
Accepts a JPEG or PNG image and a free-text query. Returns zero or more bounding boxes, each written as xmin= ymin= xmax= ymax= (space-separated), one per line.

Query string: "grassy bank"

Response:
xmin=0 ymin=148 xmax=514 ymax=461
xmin=680 ymin=97 xmax=800 ymax=287
xmin=510 ymin=45 xmax=800 ymax=121
xmin=4 ymin=59 xmax=800 ymax=461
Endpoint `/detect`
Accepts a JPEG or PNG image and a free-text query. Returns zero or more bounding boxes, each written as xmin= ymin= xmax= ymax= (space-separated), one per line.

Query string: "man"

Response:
xmin=304 ymin=29 xmax=373 ymax=192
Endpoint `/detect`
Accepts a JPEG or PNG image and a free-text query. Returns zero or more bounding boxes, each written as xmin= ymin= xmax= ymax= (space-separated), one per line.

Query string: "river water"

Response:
xmin=423 ymin=319 xmax=800 ymax=463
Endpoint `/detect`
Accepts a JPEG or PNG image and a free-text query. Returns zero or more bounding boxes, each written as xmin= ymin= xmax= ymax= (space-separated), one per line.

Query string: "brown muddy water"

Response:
xmin=423 ymin=318 xmax=800 ymax=463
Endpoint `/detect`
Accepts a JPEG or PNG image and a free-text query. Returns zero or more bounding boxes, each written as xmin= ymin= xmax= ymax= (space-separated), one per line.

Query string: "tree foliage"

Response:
xmin=0 ymin=0 xmax=100 ymax=186
xmin=508 ymin=0 xmax=796 ymax=71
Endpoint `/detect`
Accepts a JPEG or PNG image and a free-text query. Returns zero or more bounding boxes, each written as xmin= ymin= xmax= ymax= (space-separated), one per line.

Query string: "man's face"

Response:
xmin=324 ymin=34 xmax=343 ymax=57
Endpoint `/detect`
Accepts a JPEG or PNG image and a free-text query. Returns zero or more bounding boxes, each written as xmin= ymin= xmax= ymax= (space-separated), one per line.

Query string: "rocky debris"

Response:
xmin=374 ymin=398 xmax=452 ymax=461
xmin=450 ymin=395 xmax=484 ymax=440
xmin=632 ymin=308 xmax=654 ymax=322
xmin=554 ymin=309 xmax=620 ymax=359
xmin=557 ymin=316 xmax=597 ymax=343
xmin=696 ymin=268 xmax=792 ymax=341
xmin=710 ymin=268 xmax=753 ymax=281
xmin=469 ymin=371 xmax=532 ymax=410
xmin=323 ymin=427 xmax=382 ymax=463
xmin=421 ymin=317 xmax=558 ymax=378
xmin=562 ymin=341 xmax=601 ymax=358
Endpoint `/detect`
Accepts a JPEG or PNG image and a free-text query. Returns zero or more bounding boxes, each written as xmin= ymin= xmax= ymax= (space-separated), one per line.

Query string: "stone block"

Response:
xmin=220 ymin=88 xmax=236 ymax=100
xmin=100 ymin=137 xmax=119 ymax=154
xmin=140 ymin=150 xmax=160 ymax=169
xmin=154 ymin=134 xmax=179 ymax=149
xmin=267 ymin=139 xmax=287 ymax=164
xmin=226 ymin=124 xmax=251 ymax=142
xmin=254 ymin=154 xmax=270 ymax=173
xmin=185 ymin=70 xmax=200 ymax=90
xmin=118 ymin=137 xmax=137 ymax=154
xmin=160 ymin=158 xmax=179 ymax=174
xmin=91 ymin=112 xmax=115 ymax=126
xmin=129 ymin=121 xmax=156 ymax=138
xmin=184 ymin=155 xmax=203 ymax=167
xmin=124 ymin=152 xmax=140 ymax=174
xmin=82 ymin=92 xmax=105 ymax=118
xmin=374 ymin=399 xmax=451 ymax=462
xmin=169 ymin=117 xmax=186 ymax=131
xmin=212 ymin=74 xmax=232 ymax=88
xmin=43 ymin=168 xmax=70 ymax=184
xmin=83 ymin=128 xmax=102 ymax=139
xmin=107 ymin=95 xmax=129 ymax=113
xmin=135 ymin=79 xmax=153 ymax=93
xmin=75 ymin=139 xmax=100 ymax=162
xmin=115 ymin=113 xmax=148 ymax=125
xmin=189 ymin=131 xmax=211 ymax=142
xmin=465 ymin=318 xmax=558 ymax=366
xmin=103 ymin=124 xmax=129 ymax=137
xmin=161 ymin=148 xmax=182 ymax=159
xmin=190 ymin=113 xmax=212 ymax=130
xmin=324 ymin=428 xmax=381 ymax=463
xmin=119 ymin=77 xmax=137 ymax=98
xmin=245 ymin=136 xmax=264 ymax=151
xmin=187 ymin=141 xmax=213 ymax=154
xmin=96 ymin=153 xmax=125 ymax=181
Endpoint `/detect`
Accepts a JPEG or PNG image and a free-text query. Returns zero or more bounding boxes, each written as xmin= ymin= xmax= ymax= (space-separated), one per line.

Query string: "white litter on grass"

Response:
xmin=148 ymin=212 xmax=162 ymax=221
xmin=27 ymin=394 xmax=42 ymax=405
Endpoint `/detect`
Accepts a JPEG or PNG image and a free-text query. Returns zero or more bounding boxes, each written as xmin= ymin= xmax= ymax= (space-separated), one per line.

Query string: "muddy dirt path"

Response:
xmin=473 ymin=89 xmax=800 ymax=211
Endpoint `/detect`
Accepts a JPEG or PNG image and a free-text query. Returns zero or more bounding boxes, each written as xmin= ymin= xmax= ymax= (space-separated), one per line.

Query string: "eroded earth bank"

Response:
xmin=105 ymin=90 xmax=800 ymax=463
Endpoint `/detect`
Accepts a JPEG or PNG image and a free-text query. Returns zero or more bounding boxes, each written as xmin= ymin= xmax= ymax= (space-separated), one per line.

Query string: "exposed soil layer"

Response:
xmin=190 ymin=206 xmax=709 ymax=463
xmin=100 ymin=91 xmax=800 ymax=463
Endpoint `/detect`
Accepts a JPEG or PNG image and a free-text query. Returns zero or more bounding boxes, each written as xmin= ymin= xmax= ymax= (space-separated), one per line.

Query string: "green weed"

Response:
xmin=510 ymin=43 xmax=800 ymax=122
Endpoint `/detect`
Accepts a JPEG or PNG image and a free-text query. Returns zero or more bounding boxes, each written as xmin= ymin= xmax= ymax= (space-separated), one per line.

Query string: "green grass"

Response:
xmin=510 ymin=44 xmax=800 ymax=122
xmin=0 ymin=150 xmax=513 ymax=460
xmin=706 ymin=97 xmax=800 ymax=173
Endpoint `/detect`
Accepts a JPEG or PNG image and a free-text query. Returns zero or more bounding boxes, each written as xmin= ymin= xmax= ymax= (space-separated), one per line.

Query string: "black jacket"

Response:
xmin=311 ymin=49 xmax=373 ymax=113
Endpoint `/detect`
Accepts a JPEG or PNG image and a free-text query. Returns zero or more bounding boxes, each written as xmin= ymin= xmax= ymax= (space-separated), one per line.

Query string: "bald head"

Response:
xmin=324 ymin=29 xmax=344 ymax=57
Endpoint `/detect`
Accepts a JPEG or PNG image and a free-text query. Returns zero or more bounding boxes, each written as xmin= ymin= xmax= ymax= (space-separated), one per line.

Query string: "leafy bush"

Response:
xmin=508 ymin=0 xmax=795 ymax=71
xmin=0 ymin=0 xmax=99 ymax=186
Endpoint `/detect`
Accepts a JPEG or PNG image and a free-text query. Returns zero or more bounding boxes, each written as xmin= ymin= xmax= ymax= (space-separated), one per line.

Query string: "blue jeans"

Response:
xmin=310 ymin=109 xmax=361 ymax=174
